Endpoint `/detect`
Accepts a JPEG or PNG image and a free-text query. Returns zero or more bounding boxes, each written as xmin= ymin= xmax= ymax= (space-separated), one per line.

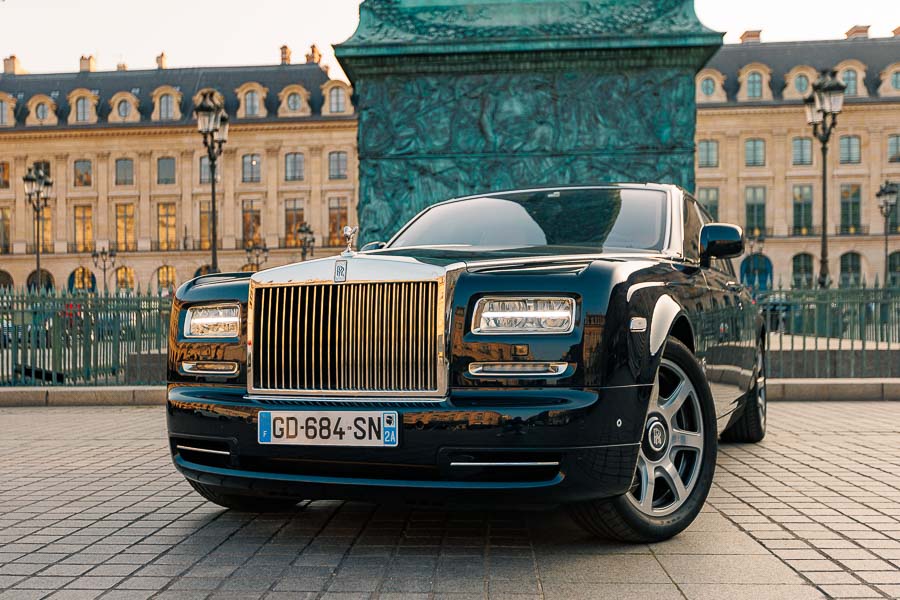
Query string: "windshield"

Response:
xmin=389 ymin=188 xmax=669 ymax=252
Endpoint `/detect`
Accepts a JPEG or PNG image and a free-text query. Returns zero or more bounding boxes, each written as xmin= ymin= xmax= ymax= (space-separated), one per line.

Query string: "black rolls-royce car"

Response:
xmin=167 ymin=184 xmax=766 ymax=542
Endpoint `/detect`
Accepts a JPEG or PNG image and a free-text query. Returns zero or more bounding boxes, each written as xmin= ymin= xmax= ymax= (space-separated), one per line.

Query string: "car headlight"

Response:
xmin=472 ymin=297 xmax=575 ymax=334
xmin=184 ymin=304 xmax=241 ymax=338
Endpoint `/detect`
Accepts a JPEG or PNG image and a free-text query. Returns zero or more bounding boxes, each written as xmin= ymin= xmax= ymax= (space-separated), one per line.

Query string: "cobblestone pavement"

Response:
xmin=0 ymin=402 xmax=898 ymax=600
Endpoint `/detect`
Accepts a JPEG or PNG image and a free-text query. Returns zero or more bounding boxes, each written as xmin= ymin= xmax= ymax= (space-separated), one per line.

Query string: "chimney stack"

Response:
xmin=305 ymin=44 xmax=322 ymax=64
xmin=79 ymin=55 xmax=96 ymax=72
xmin=156 ymin=52 xmax=167 ymax=69
xmin=845 ymin=25 xmax=870 ymax=40
xmin=740 ymin=30 xmax=762 ymax=44
xmin=280 ymin=45 xmax=292 ymax=65
xmin=3 ymin=55 xmax=24 ymax=75
xmin=893 ymin=26 xmax=900 ymax=38
xmin=116 ymin=62 xmax=128 ymax=71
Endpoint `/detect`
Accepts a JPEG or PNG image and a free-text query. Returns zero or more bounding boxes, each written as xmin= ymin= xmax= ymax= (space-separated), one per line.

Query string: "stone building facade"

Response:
xmin=695 ymin=27 xmax=900 ymax=289
xmin=0 ymin=47 xmax=357 ymax=292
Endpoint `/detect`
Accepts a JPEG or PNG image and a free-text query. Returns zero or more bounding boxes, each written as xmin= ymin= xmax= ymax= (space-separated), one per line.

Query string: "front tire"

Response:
xmin=187 ymin=480 xmax=300 ymax=512
xmin=568 ymin=337 xmax=717 ymax=542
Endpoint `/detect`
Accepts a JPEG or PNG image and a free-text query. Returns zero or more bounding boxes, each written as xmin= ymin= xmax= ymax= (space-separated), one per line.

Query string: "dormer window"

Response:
xmin=287 ymin=93 xmax=302 ymax=111
xmin=75 ymin=97 xmax=90 ymax=122
xmin=700 ymin=77 xmax=715 ymax=97
xmin=245 ymin=91 xmax=260 ymax=116
xmin=892 ymin=71 xmax=900 ymax=91
xmin=0 ymin=100 xmax=6 ymax=126
xmin=160 ymin=94 xmax=174 ymax=120
xmin=329 ymin=88 xmax=346 ymax=113
xmin=747 ymin=72 xmax=763 ymax=98
xmin=117 ymin=100 xmax=131 ymax=118
xmin=36 ymin=103 xmax=49 ymax=120
xmin=795 ymin=74 xmax=809 ymax=94
xmin=842 ymin=70 xmax=858 ymax=96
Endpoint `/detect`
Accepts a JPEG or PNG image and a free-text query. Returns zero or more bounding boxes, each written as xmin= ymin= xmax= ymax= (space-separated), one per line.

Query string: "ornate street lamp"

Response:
xmin=244 ymin=243 xmax=269 ymax=272
xmin=295 ymin=222 xmax=315 ymax=261
xmin=91 ymin=246 xmax=117 ymax=295
xmin=876 ymin=181 xmax=898 ymax=287
xmin=23 ymin=164 xmax=53 ymax=290
xmin=804 ymin=69 xmax=846 ymax=288
xmin=194 ymin=91 xmax=228 ymax=273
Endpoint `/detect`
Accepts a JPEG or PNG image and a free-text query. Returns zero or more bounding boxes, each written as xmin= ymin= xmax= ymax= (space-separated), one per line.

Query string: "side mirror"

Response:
xmin=360 ymin=241 xmax=386 ymax=253
xmin=699 ymin=223 xmax=744 ymax=268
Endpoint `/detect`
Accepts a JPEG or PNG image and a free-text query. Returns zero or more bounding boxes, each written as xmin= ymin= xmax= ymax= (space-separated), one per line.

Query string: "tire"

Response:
xmin=721 ymin=340 xmax=767 ymax=443
xmin=567 ymin=337 xmax=718 ymax=543
xmin=187 ymin=480 xmax=299 ymax=512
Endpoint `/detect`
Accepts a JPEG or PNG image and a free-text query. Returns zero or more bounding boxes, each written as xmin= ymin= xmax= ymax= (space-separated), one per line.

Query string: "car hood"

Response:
xmin=251 ymin=246 xmax=666 ymax=286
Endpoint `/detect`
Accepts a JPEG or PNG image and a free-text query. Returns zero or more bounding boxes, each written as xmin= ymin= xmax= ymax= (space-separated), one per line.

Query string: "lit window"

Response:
xmin=839 ymin=135 xmax=861 ymax=164
xmin=792 ymin=137 xmax=812 ymax=166
xmin=697 ymin=188 xmax=719 ymax=221
xmin=35 ymin=102 xmax=49 ymax=121
xmin=245 ymin=91 xmax=260 ymax=116
xmin=242 ymin=154 xmax=261 ymax=183
xmin=698 ymin=140 xmax=718 ymax=168
xmin=287 ymin=92 xmax=302 ymax=111
xmin=73 ymin=205 xmax=94 ymax=252
xmin=842 ymin=69 xmax=858 ymax=96
xmin=74 ymin=159 xmax=93 ymax=187
xmin=157 ymin=203 xmax=177 ymax=250
xmin=0 ymin=162 xmax=8 ymax=189
xmin=242 ymin=199 xmax=261 ymax=248
xmin=746 ymin=71 xmax=763 ymax=98
xmin=284 ymin=199 xmax=305 ymax=247
xmin=328 ymin=151 xmax=348 ymax=179
xmin=744 ymin=139 xmax=766 ymax=167
xmin=199 ymin=201 xmax=212 ymax=250
xmin=117 ymin=99 xmax=131 ymax=118
xmin=159 ymin=94 xmax=174 ymax=120
xmin=37 ymin=206 xmax=53 ymax=253
xmin=888 ymin=135 xmax=900 ymax=163
xmin=115 ymin=204 xmax=136 ymax=251
xmin=116 ymin=266 xmax=135 ymax=291
xmin=700 ymin=78 xmax=715 ymax=96
xmin=70 ymin=267 xmax=94 ymax=292
xmin=745 ymin=186 xmax=766 ymax=236
xmin=329 ymin=88 xmax=346 ymax=113
xmin=115 ymin=159 xmax=134 ymax=186
xmin=327 ymin=198 xmax=348 ymax=246
xmin=795 ymin=74 xmax=809 ymax=93
xmin=285 ymin=153 xmax=304 ymax=181
xmin=75 ymin=97 xmax=90 ymax=122
xmin=792 ymin=185 xmax=813 ymax=235
xmin=157 ymin=266 xmax=176 ymax=290
xmin=157 ymin=157 xmax=176 ymax=184
xmin=0 ymin=208 xmax=9 ymax=254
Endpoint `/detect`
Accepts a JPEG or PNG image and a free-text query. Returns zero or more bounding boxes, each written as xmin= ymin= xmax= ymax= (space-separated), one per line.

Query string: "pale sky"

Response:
xmin=0 ymin=0 xmax=898 ymax=81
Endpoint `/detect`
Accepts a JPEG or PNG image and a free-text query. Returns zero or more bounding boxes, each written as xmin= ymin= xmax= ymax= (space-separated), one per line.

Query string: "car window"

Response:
xmin=682 ymin=196 xmax=703 ymax=262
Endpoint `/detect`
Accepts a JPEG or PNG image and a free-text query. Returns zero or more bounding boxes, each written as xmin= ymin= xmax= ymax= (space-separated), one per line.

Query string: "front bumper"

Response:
xmin=167 ymin=384 xmax=652 ymax=506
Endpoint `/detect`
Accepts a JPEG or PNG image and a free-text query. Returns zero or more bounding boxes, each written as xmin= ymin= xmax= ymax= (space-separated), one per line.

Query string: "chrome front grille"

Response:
xmin=249 ymin=280 xmax=444 ymax=396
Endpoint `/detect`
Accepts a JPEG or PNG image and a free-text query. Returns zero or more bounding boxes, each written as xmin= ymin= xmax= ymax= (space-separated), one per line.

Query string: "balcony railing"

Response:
xmin=108 ymin=241 xmax=138 ymax=252
xmin=745 ymin=226 xmax=773 ymax=239
xmin=25 ymin=244 xmax=54 ymax=254
xmin=836 ymin=225 xmax=870 ymax=236
xmin=150 ymin=240 xmax=180 ymax=252
xmin=790 ymin=225 xmax=821 ymax=237
xmin=190 ymin=240 xmax=223 ymax=250
xmin=67 ymin=242 xmax=96 ymax=253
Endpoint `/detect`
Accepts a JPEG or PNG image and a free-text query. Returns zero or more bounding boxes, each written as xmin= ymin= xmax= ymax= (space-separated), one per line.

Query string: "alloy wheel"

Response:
xmin=626 ymin=358 xmax=705 ymax=517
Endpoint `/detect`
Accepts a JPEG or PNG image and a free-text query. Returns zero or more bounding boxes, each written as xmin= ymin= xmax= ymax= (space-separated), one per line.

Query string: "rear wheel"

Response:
xmin=568 ymin=337 xmax=717 ymax=542
xmin=721 ymin=341 xmax=766 ymax=443
xmin=187 ymin=480 xmax=299 ymax=512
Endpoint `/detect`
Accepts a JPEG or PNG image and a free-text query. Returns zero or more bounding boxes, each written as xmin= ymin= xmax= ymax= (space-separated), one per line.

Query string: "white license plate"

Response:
xmin=257 ymin=411 xmax=399 ymax=447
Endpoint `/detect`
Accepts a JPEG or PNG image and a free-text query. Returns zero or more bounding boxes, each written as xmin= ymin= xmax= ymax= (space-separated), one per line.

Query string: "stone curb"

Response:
xmin=1 ymin=379 xmax=899 ymax=406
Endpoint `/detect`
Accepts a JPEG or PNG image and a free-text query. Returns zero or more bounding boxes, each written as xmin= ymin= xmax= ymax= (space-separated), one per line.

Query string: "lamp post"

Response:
xmin=194 ymin=91 xmax=228 ymax=273
xmin=23 ymin=165 xmax=53 ymax=290
xmin=296 ymin=222 xmax=315 ymax=261
xmin=876 ymin=181 xmax=899 ymax=287
xmin=804 ymin=69 xmax=847 ymax=289
xmin=91 ymin=246 xmax=117 ymax=294
xmin=244 ymin=243 xmax=269 ymax=272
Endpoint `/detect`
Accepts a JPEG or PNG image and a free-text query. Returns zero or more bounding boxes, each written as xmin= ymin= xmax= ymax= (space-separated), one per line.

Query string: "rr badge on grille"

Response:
xmin=334 ymin=260 xmax=347 ymax=283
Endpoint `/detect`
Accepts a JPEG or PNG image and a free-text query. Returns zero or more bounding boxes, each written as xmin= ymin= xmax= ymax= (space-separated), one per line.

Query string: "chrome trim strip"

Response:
xmin=175 ymin=445 xmax=230 ymax=456
xmin=468 ymin=362 xmax=569 ymax=377
xmin=449 ymin=461 xmax=561 ymax=467
xmin=181 ymin=361 xmax=240 ymax=376
xmin=247 ymin=394 xmax=446 ymax=404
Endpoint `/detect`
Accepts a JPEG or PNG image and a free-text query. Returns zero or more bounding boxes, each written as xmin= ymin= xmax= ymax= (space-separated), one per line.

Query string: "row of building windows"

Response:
xmin=0 ymin=151 xmax=349 ymax=189
xmin=0 ymin=197 xmax=352 ymax=255
xmin=697 ymin=184 xmax=900 ymax=237
xmin=0 ymin=265 xmax=177 ymax=292
xmin=0 ymin=86 xmax=350 ymax=126
xmin=741 ymin=251 xmax=900 ymax=290
xmin=697 ymin=134 xmax=900 ymax=168
xmin=699 ymin=66 xmax=900 ymax=101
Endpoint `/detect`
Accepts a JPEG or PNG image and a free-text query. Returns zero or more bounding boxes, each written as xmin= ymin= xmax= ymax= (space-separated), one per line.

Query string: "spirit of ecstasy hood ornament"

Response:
xmin=341 ymin=226 xmax=359 ymax=257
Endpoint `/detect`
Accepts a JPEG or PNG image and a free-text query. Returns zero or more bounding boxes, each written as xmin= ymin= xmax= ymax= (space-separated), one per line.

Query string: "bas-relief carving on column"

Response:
xmin=354 ymin=69 xmax=697 ymax=243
